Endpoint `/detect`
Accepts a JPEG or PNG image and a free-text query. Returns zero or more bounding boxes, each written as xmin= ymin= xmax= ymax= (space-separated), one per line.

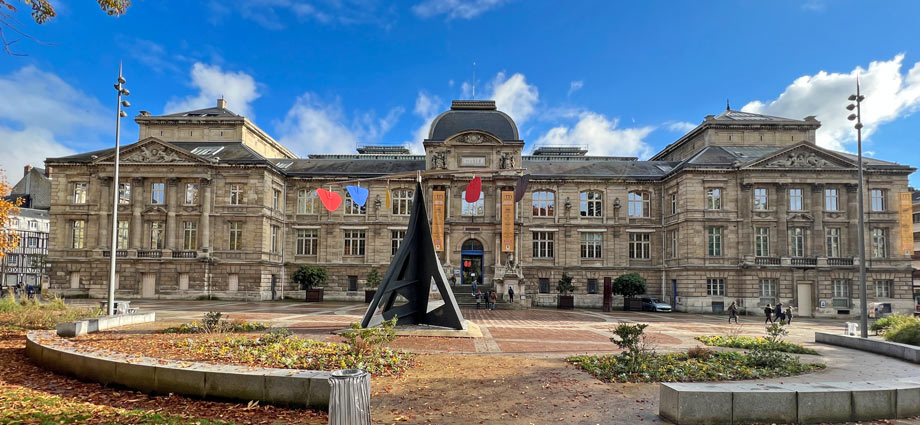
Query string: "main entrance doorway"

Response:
xmin=460 ymin=239 xmax=484 ymax=286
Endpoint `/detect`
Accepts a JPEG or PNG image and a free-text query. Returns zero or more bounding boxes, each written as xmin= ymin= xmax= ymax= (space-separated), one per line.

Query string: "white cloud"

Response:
xmin=533 ymin=112 xmax=655 ymax=158
xmin=742 ymin=54 xmax=920 ymax=152
xmin=119 ymin=37 xmax=179 ymax=73
xmin=665 ymin=121 xmax=697 ymax=133
xmin=209 ymin=0 xmax=395 ymax=29
xmin=567 ymin=80 xmax=584 ymax=97
xmin=164 ymin=62 xmax=260 ymax=118
xmin=404 ymin=91 xmax=443 ymax=154
xmin=0 ymin=127 xmax=76 ymax=181
xmin=412 ymin=0 xmax=509 ymax=19
xmin=489 ymin=72 xmax=539 ymax=125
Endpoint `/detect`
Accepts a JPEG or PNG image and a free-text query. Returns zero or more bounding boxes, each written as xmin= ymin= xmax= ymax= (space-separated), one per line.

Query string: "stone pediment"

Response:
xmin=95 ymin=138 xmax=209 ymax=165
xmin=744 ymin=143 xmax=854 ymax=170
xmin=444 ymin=131 xmax=503 ymax=146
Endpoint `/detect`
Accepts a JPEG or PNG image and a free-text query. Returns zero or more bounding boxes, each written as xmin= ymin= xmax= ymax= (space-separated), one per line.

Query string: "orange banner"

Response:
xmin=899 ymin=191 xmax=913 ymax=256
xmin=432 ymin=191 xmax=445 ymax=252
xmin=501 ymin=191 xmax=514 ymax=252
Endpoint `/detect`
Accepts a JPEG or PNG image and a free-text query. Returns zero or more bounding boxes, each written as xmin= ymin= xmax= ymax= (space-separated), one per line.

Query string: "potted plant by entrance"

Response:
xmin=293 ymin=265 xmax=327 ymax=302
xmin=557 ymin=272 xmax=575 ymax=310
xmin=365 ymin=269 xmax=381 ymax=303
xmin=613 ymin=272 xmax=647 ymax=311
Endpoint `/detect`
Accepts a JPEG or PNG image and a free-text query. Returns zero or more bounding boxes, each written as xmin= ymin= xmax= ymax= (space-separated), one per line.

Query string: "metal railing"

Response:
xmin=136 ymin=250 xmax=162 ymax=258
xmin=828 ymin=257 xmax=854 ymax=266
xmin=102 ymin=250 xmax=128 ymax=258
xmin=754 ymin=257 xmax=781 ymax=265
xmin=172 ymin=250 xmax=197 ymax=258
xmin=790 ymin=257 xmax=817 ymax=266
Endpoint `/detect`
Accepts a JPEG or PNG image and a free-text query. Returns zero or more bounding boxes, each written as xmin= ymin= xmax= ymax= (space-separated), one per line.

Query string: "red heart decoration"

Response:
xmin=316 ymin=188 xmax=342 ymax=212
xmin=465 ymin=177 xmax=482 ymax=202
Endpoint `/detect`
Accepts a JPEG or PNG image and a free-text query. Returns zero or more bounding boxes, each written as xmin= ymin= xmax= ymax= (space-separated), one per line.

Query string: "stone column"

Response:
xmin=775 ymin=184 xmax=787 ymax=256
xmin=200 ymin=178 xmax=212 ymax=252
xmin=98 ymin=177 xmax=112 ymax=249
xmin=166 ymin=178 xmax=178 ymax=250
xmin=131 ymin=177 xmax=144 ymax=249
xmin=811 ymin=184 xmax=825 ymax=257
xmin=846 ymin=183 xmax=858 ymax=257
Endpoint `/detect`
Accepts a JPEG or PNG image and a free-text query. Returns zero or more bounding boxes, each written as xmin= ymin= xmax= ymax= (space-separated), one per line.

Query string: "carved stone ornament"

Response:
xmin=124 ymin=146 xmax=184 ymax=163
xmin=431 ymin=151 xmax=447 ymax=169
xmin=499 ymin=152 xmax=515 ymax=169
xmin=464 ymin=133 xmax=484 ymax=144
xmin=766 ymin=151 xmax=831 ymax=168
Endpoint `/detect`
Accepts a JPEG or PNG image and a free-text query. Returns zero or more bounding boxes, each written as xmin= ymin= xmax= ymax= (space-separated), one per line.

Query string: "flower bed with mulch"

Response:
xmin=694 ymin=335 xmax=820 ymax=355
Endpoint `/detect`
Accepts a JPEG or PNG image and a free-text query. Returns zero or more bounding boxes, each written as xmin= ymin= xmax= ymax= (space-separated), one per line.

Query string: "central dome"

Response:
xmin=428 ymin=100 xmax=520 ymax=141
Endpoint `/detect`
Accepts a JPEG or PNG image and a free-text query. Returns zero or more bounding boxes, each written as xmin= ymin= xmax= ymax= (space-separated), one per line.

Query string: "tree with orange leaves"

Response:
xmin=0 ymin=167 xmax=23 ymax=260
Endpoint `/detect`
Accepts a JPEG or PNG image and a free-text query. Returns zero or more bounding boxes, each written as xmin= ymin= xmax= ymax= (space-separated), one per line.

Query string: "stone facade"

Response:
xmin=44 ymin=100 xmax=917 ymax=316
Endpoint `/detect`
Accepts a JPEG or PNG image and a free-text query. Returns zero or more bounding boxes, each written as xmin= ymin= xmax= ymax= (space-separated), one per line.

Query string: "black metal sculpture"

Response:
xmin=361 ymin=181 xmax=466 ymax=330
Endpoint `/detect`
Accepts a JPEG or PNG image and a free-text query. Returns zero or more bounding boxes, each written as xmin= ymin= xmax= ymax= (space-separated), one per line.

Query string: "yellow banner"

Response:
xmin=899 ymin=191 xmax=913 ymax=256
xmin=501 ymin=191 xmax=514 ymax=253
xmin=432 ymin=191 xmax=445 ymax=252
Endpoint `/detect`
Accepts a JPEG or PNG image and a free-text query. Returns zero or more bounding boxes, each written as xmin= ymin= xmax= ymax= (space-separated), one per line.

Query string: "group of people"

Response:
xmin=475 ymin=290 xmax=498 ymax=310
xmin=726 ymin=301 xmax=793 ymax=325
xmin=0 ymin=282 xmax=38 ymax=300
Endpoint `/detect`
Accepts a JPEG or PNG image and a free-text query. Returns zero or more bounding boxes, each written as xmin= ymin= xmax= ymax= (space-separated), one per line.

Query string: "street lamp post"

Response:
xmin=107 ymin=63 xmax=130 ymax=316
xmin=846 ymin=77 xmax=867 ymax=338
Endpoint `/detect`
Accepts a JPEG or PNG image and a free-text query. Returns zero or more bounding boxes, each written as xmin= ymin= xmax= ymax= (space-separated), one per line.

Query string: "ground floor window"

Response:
xmin=874 ymin=280 xmax=893 ymax=298
xmin=759 ymin=279 xmax=776 ymax=306
xmin=832 ymin=279 xmax=849 ymax=307
xmin=587 ymin=278 xmax=598 ymax=294
xmin=707 ymin=278 xmax=725 ymax=296
xmin=348 ymin=275 xmax=358 ymax=292
xmin=539 ymin=278 xmax=550 ymax=294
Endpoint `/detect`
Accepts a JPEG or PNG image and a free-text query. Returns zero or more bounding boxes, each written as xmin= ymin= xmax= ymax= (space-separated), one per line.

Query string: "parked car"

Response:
xmin=640 ymin=297 xmax=672 ymax=312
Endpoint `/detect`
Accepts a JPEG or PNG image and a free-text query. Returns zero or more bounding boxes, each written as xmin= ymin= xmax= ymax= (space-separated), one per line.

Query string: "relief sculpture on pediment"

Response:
xmin=124 ymin=146 xmax=183 ymax=163
xmin=766 ymin=151 xmax=830 ymax=168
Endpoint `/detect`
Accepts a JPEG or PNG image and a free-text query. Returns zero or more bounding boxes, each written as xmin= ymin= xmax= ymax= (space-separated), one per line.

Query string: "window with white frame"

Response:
xmin=229 ymin=184 xmax=243 ymax=205
xmin=874 ymin=280 xmax=893 ymax=298
xmin=228 ymin=222 xmax=242 ymax=250
xmin=461 ymin=191 xmax=484 ymax=216
xmin=185 ymin=183 xmax=199 ymax=205
xmin=183 ymin=221 xmax=197 ymax=250
xmin=628 ymin=191 xmax=651 ymax=217
xmin=344 ymin=230 xmax=366 ymax=256
xmin=670 ymin=193 xmax=677 ymax=214
xmin=669 ymin=230 xmax=678 ymax=258
xmin=788 ymin=188 xmax=803 ymax=211
xmin=706 ymin=188 xmax=722 ymax=210
xmin=825 ymin=188 xmax=839 ymax=211
xmin=707 ymin=227 xmax=722 ymax=257
xmin=629 ymin=232 xmax=651 ymax=259
xmin=870 ymin=189 xmax=886 ymax=211
xmin=272 ymin=190 xmax=281 ymax=210
xmin=871 ymin=228 xmax=888 ymax=258
xmin=707 ymin=278 xmax=725 ymax=296
xmin=149 ymin=221 xmax=165 ymax=249
xmin=789 ymin=227 xmax=806 ymax=257
xmin=345 ymin=192 xmax=366 ymax=215
xmin=296 ymin=229 xmax=318 ymax=255
xmin=118 ymin=183 xmax=131 ymax=204
xmin=151 ymin=183 xmax=165 ymax=205
xmin=392 ymin=189 xmax=413 ymax=215
xmin=73 ymin=183 xmax=87 ymax=204
xmin=532 ymin=231 xmax=554 ymax=258
xmin=755 ymin=227 xmax=770 ymax=257
xmin=580 ymin=232 xmax=602 ymax=258
xmin=71 ymin=220 xmax=85 ymax=249
xmin=826 ymin=228 xmax=841 ymax=257
xmin=532 ymin=191 xmax=555 ymax=217
xmin=759 ymin=279 xmax=776 ymax=305
xmin=270 ymin=225 xmax=279 ymax=253
xmin=832 ymin=279 xmax=849 ymax=299
xmin=116 ymin=220 xmax=129 ymax=249
xmin=580 ymin=191 xmax=603 ymax=217
xmin=391 ymin=230 xmax=406 ymax=255
xmin=297 ymin=189 xmax=316 ymax=214
xmin=753 ymin=187 xmax=768 ymax=210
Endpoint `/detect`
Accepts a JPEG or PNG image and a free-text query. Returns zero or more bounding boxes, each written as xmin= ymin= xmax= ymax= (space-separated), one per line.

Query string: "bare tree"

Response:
xmin=0 ymin=0 xmax=131 ymax=55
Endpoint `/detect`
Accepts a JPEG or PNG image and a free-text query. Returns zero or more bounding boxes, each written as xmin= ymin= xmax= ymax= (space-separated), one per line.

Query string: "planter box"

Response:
xmin=305 ymin=288 xmax=324 ymax=302
xmin=558 ymin=295 xmax=574 ymax=310
xmin=627 ymin=298 xmax=643 ymax=311
xmin=364 ymin=289 xmax=376 ymax=303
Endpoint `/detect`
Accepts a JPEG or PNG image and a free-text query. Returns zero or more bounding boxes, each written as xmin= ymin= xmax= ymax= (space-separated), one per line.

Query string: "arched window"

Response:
xmin=462 ymin=239 xmax=484 ymax=251
xmin=628 ymin=191 xmax=650 ymax=217
xmin=461 ymin=191 xmax=484 ymax=216
xmin=532 ymin=191 xmax=555 ymax=217
xmin=580 ymin=191 xmax=602 ymax=217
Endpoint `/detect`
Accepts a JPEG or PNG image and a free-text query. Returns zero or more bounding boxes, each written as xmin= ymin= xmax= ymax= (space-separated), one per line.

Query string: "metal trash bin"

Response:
xmin=328 ymin=369 xmax=371 ymax=425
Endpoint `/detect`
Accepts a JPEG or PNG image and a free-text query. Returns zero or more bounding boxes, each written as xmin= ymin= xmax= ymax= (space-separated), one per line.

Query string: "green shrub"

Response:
xmin=292 ymin=265 xmax=327 ymax=290
xmin=695 ymin=335 xmax=819 ymax=355
xmin=0 ymin=294 xmax=101 ymax=330
xmin=556 ymin=272 xmax=575 ymax=295
xmin=871 ymin=314 xmax=920 ymax=335
xmin=0 ymin=294 xmax=22 ymax=313
xmin=884 ymin=321 xmax=920 ymax=346
xmin=340 ymin=316 xmax=398 ymax=357
xmin=162 ymin=312 xmax=267 ymax=334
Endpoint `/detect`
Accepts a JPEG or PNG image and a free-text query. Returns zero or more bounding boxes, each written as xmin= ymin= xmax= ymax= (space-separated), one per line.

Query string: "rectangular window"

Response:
xmin=832 ymin=279 xmax=849 ymax=299
xmin=297 ymin=189 xmax=316 ymax=214
xmin=587 ymin=279 xmax=598 ymax=294
xmin=914 ymin=213 xmax=920 ymax=224
xmin=345 ymin=192 xmax=367 ymax=215
xmin=151 ymin=183 xmax=165 ymax=205
xmin=706 ymin=188 xmax=722 ymax=210
xmin=670 ymin=193 xmax=677 ymax=214
xmin=532 ymin=231 xmax=555 ymax=259
xmin=707 ymin=278 xmax=725 ymax=296
xmin=461 ymin=191 xmax=485 ymax=216
xmin=669 ymin=230 xmax=678 ymax=259
xmin=789 ymin=227 xmax=806 ymax=257
xmin=580 ymin=191 xmax=603 ymax=217
xmin=392 ymin=189 xmax=414 ymax=215
xmin=228 ymin=222 xmax=242 ymax=250
xmin=753 ymin=187 xmax=768 ymax=210
xmin=759 ymin=279 xmax=776 ymax=298
xmin=870 ymin=189 xmax=886 ymax=211
xmin=874 ymin=280 xmax=893 ymax=298
xmin=755 ymin=227 xmax=770 ymax=257
xmin=391 ymin=230 xmax=406 ymax=255
xmin=72 ymin=220 xmax=85 ymax=249
xmin=539 ymin=278 xmax=550 ymax=294
xmin=272 ymin=190 xmax=281 ymax=210
xmin=707 ymin=227 xmax=722 ymax=257
xmin=118 ymin=183 xmax=131 ymax=204
xmin=871 ymin=228 xmax=888 ymax=258
xmin=185 ymin=183 xmax=199 ymax=205
xmin=532 ymin=191 xmax=555 ymax=217
xmin=117 ymin=220 xmax=129 ymax=249
xmin=344 ymin=230 xmax=366 ymax=256
xmin=149 ymin=221 xmax=164 ymax=249
xmin=270 ymin=225 xmax=279 ymax=253
xmin=788 ymin=188 xmax=803 ymax=211
xmin=296 ymin=229 xmax=318 ymax=255
xmin=628 ymin=232 xmax=651 ymax=259
xmin=348 ymin=276 xmax=358 ymax=292
xmin=73 ymin=183 xmax=87 ymax=204
xmin=824 ymin=188 xmax=839 ymax=211
xmin=580 ymin=232 xmax=602 ymax=258
xmin=183 ymin=221 xmax=197 ymax=250
xmin=628 ymin=191 xmax=650 ymax=217
xmin=229 ymin=184 xmax=243 ymax=205
xmin=826 ymin=228 xmax=841 ymax=257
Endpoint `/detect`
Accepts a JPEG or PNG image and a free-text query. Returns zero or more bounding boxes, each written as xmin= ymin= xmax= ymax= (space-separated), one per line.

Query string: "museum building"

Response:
xmin=44 ymin=98 xmax=917 ymax=316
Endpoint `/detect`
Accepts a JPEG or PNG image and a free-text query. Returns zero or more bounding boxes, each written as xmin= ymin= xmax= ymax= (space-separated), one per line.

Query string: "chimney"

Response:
xmin=217 ymin=98 xmax=227 ymax=109
xmin=23 ymin=164 xmax=31 ymax=177
xmin=45 ymin=166 xmax=52 ymax=178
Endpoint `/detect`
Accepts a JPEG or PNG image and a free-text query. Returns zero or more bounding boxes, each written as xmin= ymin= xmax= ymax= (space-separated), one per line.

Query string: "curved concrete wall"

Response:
xmin=816 ymin=332 xmax=920 ymax=363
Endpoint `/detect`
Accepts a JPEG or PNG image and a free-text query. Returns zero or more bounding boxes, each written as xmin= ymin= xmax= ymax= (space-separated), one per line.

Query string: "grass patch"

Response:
xmin=695 ymin=335 xmax=819 ymax=355
xmin=0 ymin=294 xmax=102 ymax=330
xmin=161 ymin=311 xmax=267 ymax=334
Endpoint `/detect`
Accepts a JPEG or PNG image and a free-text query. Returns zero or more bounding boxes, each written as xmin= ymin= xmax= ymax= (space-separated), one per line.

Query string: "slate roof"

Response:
xmin=712 ymin=110 xmax=808 ymax=123
xmin=160 ymin=106 xmax=241 ymax=118
xmin=428 ymin=101 xmax=520 ymax=141
xmin=8 ymin=167 xmax=51 ymax=209
xmin=278 ymin=158 xmax=426 ymax=177
xmin=522 ymin=157 xmax=679 ymax=179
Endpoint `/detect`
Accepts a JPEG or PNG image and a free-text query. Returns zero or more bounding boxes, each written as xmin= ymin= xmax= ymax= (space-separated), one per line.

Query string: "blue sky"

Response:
xmin=1 ymin=0 xmax=920 ymax=184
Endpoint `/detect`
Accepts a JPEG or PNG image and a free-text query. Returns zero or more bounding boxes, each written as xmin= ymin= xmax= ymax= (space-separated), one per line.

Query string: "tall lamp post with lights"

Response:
xmin=107 ymin=63 xmax=130 ymax=316
xmin=846 ymin=78 xmax=868 ymax=338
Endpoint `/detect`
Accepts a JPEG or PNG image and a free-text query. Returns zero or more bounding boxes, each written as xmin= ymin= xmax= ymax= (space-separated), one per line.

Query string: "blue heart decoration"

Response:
xmin=346 ymin=185 xmax=369 ymax=207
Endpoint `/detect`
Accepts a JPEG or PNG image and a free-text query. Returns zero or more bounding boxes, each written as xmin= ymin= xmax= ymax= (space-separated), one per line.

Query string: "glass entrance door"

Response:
xmin=460 ymin=239 xmax=484 ymax=286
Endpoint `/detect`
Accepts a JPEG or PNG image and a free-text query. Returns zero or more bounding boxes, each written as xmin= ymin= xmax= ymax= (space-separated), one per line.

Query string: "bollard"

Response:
xmin=328 ymin=369 xmax=371 ymax=425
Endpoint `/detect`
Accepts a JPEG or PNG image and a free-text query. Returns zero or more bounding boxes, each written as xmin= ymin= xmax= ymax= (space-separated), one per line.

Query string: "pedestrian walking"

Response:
xmin=728 ymin=301 xmax=739 ymax=324
xmin=507 ymin=285 xmax=515 ymax=303
xmin=489 ymin=290 xmax=497 ymax=310
xmin=475 ymin=289 xmax=483 ymax=309
xmin=471 ymin=279 xmax=478 ymax=295
xmin=774 ymin=302 xmax=784 ymax=323
xmin=785 ymin=306 xmax=793 ymax=324
xmin=764 ymin=304 xmax=774 ymax=324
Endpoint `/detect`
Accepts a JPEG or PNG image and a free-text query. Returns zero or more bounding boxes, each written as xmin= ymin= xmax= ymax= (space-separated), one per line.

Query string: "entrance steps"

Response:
xmin=450 ymin=284 xmax=521 ymax=310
